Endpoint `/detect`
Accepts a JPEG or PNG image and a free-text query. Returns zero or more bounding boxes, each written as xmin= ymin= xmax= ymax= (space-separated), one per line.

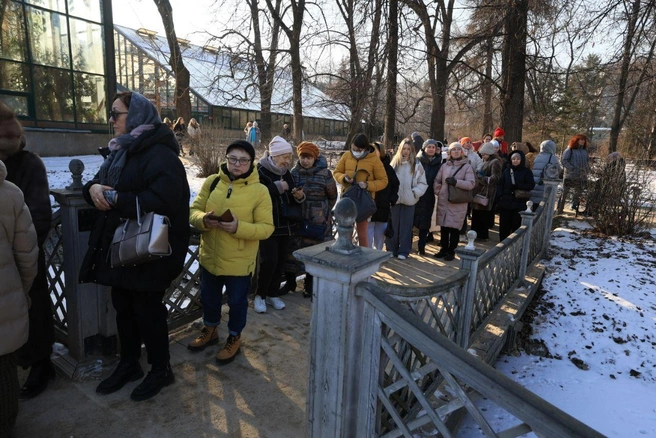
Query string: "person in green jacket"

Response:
xmin=188 ymin=140 xmax=274 ymax=364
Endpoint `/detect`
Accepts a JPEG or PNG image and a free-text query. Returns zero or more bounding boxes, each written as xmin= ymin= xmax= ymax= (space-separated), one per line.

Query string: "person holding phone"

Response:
xmin=188 ymin=140 xmax=274 ymax=364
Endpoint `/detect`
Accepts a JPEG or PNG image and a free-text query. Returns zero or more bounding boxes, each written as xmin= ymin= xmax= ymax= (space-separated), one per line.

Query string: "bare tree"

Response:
xmin=265 ymin=0 xmax=306 ymax=143
xmin=400 ymin=0 xmax=501 ymax=141
xmin=499 ymin=0 xmax=529 ymax=143
xmin=383 ymin=0 xmax=399 ymax=150
xmin=605 ymin=0 xmax=656 ymax=152
xmin=153 ymin=0 xmax=191 ymax=122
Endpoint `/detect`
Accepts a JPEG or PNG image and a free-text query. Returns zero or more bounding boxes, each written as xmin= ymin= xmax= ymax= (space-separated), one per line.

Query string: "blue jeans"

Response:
xmin=200 ymin=266 xmax=251 ymax=336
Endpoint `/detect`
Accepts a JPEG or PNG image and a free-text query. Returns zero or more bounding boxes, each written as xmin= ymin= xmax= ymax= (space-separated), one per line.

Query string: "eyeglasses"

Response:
xmin=109 ymin=110 xmax=128 ymax=120
xmin=227 ymin=155 xmax=251 ymax=165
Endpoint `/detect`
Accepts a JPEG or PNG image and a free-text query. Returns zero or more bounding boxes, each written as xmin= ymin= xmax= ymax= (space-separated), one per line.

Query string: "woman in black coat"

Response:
xmin=496 ymin=150 xmax=535 ymax=241
xmin=367 ymin=142 xmax=400 ymax=250
xmin=80 ymin=92 xmax=190 ymax=401
xmin=414 ymin=139 xmax=442 ymax=255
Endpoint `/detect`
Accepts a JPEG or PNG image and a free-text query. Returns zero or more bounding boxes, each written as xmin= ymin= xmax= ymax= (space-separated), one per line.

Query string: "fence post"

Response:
xmin=519 ymin=204 xmax=536 ymax=284
xmin=50 ymin=160 xmax=116 ymax=378
xmin=294 ymin=199 xmax=391 ymax=437
xmin=454 ymin=231 xmax=486 ymax=348
xmin=542 ymin=179 xmax=560 ymax=254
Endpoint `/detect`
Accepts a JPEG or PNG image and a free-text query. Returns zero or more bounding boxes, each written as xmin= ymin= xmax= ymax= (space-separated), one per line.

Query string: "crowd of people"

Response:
xmin=2 ymin=89 xmax=616 ymax=434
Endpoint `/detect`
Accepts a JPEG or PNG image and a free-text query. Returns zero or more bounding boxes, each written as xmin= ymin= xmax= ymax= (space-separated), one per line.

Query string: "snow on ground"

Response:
xmin=43 ymin=155 xmax=656 ymax=436
xmin=460 ymin=219 xmax=656 ymax=437
xmin=45 ymin=154 xmax=206 ymax=206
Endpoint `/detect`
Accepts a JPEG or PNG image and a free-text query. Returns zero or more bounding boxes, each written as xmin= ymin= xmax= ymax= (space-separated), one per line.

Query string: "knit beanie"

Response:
xmin=494 ymin=127 xmax=505 ymax=138
xmin=268 ymin=135 xmax=293 ymax=156
xmin=448 ymin=141 xmax=463 ymax=152
xmin=226 ymin=140 xmax=255 ymax=162
xmin=479 ymin=142 xmax=496 ymax=155
xmin=422 ymin=139 xmax=441 ymax=150
xmin=352 ymin=133 xmax=369 ymax=149
xmin=460 ymin=137 xmax=472 ymax=145
xmin=297 ymin=141 xmax=319 ymax=159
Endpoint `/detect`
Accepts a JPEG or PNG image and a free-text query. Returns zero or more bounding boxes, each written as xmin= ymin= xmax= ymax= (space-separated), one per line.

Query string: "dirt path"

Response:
xmin=15 ymin=292 xmax=311 ymax=437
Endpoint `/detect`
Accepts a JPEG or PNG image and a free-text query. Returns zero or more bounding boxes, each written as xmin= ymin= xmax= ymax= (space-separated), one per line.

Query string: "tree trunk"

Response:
xmin=249 ymin=0 xmax=281 ymax=145
xmin=154 ymin=0 xmax=191 ymax=122
xmin=383 ymin=0 xmax=398 ymax=151
xmin=500 ymin=0 xmax=529 ymax=143
xmin=482 ymin=37 xmax=494 ymax=135
xmin=609 ymin=0 xmax=641 ymax=153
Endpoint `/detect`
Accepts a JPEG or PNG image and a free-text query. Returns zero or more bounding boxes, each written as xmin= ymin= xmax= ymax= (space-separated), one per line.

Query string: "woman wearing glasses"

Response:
xmin=80 ymin=92 xmax=190 ymax=401
xmin=188 ymin=140 xmax=274 ymax=364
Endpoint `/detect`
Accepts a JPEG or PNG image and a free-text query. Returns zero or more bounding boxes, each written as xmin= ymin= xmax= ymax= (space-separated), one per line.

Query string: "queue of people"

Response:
xmin=0 ymin=94 xmax=599 ymax=429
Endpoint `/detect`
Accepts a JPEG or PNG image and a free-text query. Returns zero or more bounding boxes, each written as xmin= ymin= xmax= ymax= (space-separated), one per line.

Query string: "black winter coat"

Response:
xmin=497 ymin=150 xmax=535 ymax=211
xmin=371 ymin=155 xmax=400 ymax=223
xmin=413 ymin=151 xmax=441 ymax=229
xmin=257 ymin=162 xmax=301 ymax=237
xmin=79 ymin=124 xmax=190 ymax=291
xmin=4 ymin=150 xmax=52 ymax=246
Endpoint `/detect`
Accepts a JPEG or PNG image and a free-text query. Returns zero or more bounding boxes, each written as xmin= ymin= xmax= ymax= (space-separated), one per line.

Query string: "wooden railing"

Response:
xmin=353 ymin=280 xmax=604 ymax=437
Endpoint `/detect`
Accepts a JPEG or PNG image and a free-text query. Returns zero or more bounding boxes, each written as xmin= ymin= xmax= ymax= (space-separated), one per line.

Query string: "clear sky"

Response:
xmin=111 ymin=0 xmax=220 ymax=45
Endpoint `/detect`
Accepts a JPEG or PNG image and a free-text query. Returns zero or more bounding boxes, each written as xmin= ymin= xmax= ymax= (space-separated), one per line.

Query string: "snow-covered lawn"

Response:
xmin=461 ymin=220 xmax=656 ymax=437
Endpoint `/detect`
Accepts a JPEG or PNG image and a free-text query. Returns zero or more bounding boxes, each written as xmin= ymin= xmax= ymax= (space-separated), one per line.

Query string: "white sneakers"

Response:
xmin=266 ymin=297 xmax=286 ymax=310
xmin=253 ymin=296 xmax=267 ymax=313
xmin=397 ymin=255 xmax=407 ymax=260
xmin=254 ymin=296 xmax=286 ymax=313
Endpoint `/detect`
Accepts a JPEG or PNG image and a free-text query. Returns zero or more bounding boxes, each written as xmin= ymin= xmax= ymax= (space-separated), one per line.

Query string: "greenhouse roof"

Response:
xmin=115 ymin=25 xmax=349 ymax=122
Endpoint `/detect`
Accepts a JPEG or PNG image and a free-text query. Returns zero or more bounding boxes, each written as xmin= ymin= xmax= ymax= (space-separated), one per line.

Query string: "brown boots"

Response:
xmin=187 ymin=326 xmax=219 ymax=351
xmin=215 ymin=335 xmax=241 ymax=365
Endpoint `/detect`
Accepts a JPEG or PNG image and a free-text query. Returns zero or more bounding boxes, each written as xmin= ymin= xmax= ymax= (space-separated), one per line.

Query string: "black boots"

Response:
xmin=96 ymin=360 xmax=144 ymax=395
xmin=130 ymin=362 xmax=174 ymax=401
xmin=96 ymin=360 xmax=174 ymax=401
xmin=20 ymin=358 xmax=55 ymax=400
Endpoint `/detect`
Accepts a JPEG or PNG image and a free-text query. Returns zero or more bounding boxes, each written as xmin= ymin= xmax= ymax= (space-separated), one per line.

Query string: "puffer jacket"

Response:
xmin=394 ymin=161 xmax=427 ymax=206
xmin=530 ymin=141 xmax=561 ymax=205
xmin=333 ymin=147 xmax=388 ymax=200
xmin=472 ymin=155 xmax=503 ymax=212
xmin=497 ymin=150 xmax=536 ymax=211
xmin=414 ymin=150 xmax=441 ymax=229
xmin=257 ymin=152 xmax=303 ymax=237
xmin=434 ymin=159 xmax=476 ymax=229
xmin=190 ymin=163 xmax=274 ymax=277
xmin=290 ymin=155 xmax=338 ymax=232
xmin=0 ymin=160 xmax=38 ymax=356
xmin=79 ymin=124 xmax=191 ymax=291
xmin=561 ymin=146 xmax=589 ymax=181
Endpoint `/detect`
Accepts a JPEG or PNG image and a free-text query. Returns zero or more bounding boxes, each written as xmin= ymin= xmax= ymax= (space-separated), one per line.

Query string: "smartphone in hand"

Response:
xmin=207 ymin=209 xmax=234 ymax=222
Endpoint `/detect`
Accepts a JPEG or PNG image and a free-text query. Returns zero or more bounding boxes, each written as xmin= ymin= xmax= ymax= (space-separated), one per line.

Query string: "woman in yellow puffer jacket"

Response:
xmin=333 ymin=133 xmax=388 ymax=246
xmin=188 ymin=141 xmax=274 ymax=365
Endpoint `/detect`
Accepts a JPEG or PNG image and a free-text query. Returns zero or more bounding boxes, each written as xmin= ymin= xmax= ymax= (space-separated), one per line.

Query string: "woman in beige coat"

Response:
xmin=433 ymin=142 xmax=475 ymax=261
xmin=0 ymin=160 xmax=38 ymax=436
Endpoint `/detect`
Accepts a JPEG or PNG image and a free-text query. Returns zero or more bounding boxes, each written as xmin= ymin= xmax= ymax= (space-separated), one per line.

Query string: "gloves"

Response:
xmin=446 ymin=177 xmax=457 ymax=186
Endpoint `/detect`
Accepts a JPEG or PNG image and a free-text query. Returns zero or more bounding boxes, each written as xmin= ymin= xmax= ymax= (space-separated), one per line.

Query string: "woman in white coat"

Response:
xmin=386 ymin=138 xmax=427 ymax=259
xmin=433 ymin=142 xmax=476 ymax=261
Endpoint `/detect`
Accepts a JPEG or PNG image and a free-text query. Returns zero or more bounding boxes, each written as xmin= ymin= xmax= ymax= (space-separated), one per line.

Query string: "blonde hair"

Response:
xmin=390 ymin=137 xmax=416 ymax=174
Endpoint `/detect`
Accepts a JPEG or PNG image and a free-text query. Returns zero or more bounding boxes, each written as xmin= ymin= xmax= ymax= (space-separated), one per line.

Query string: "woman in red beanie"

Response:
xmin=493 ymin=127 xmax=509 ymax=158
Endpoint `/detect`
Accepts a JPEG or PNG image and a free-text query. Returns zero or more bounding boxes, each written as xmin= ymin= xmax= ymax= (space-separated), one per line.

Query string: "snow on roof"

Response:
xmin=115 ymin=25 xmax=349 ymax=122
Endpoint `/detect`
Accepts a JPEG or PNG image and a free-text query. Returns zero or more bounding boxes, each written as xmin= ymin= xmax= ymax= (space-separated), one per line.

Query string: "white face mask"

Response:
xmin=352 ymin=150 xmax=365 ymax=159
